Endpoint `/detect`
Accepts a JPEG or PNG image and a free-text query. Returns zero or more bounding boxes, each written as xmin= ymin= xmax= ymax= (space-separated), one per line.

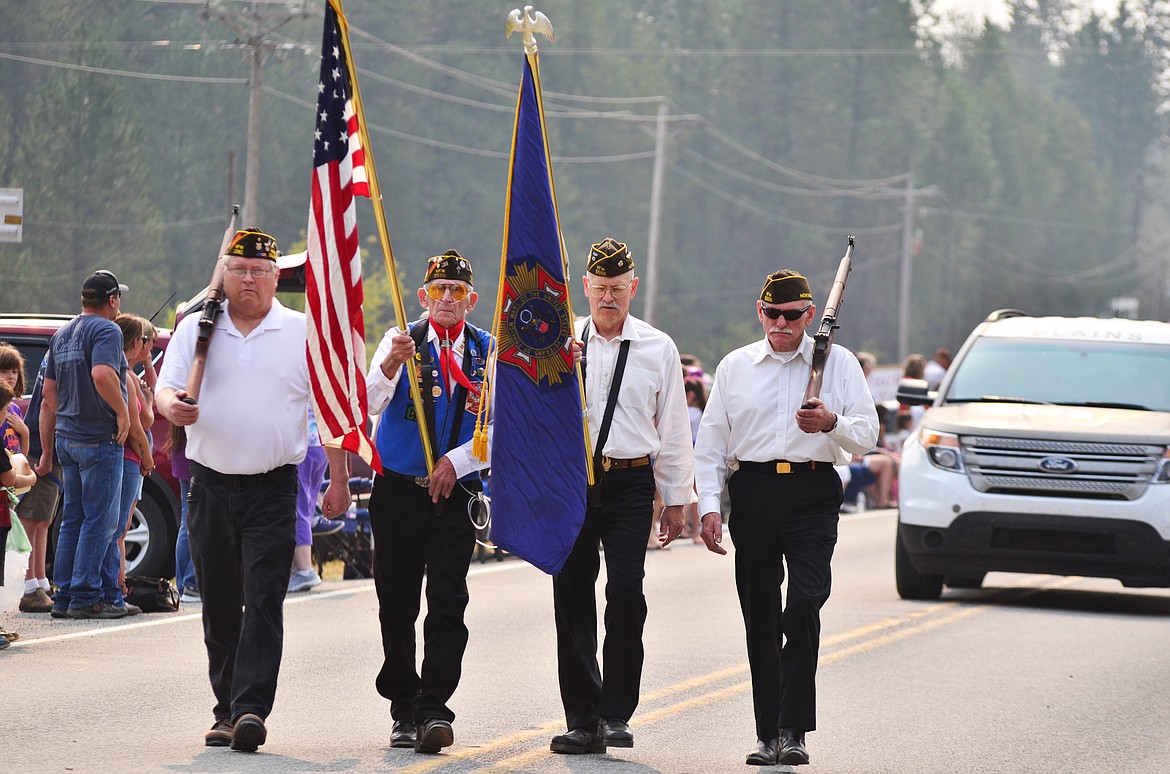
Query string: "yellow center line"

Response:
xmin=398 ymin=581 xmax=1085 ymax=773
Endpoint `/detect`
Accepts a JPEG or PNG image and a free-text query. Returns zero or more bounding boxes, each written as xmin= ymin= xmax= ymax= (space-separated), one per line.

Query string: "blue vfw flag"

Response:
xmin=487 ymin=50 xmax=588 ymax=575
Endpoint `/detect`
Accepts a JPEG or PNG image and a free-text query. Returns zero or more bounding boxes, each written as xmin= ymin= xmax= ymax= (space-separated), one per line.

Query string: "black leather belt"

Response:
xmin=191 ymin=461 xmax=296 ymax=489
xmin=602 ymin=455 xmax=651 ymax=471
xmin=380 ymin=468 xmax=484 ymax=492
xmin=381 ymin=469 xmax=429 ymax=488
xmin=739 ymin=460 xmax=826 ymax=475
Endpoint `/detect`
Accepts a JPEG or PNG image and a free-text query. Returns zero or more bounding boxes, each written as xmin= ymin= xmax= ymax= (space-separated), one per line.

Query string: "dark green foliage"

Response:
xmin=0 ymin=0 xmax=1165 ymax=371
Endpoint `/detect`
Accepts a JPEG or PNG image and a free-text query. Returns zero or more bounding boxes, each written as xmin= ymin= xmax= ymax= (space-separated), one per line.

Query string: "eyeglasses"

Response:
xmin=760 ymin=303 xmax=811 ymax=321
xmin=139 ymin=335 xmax=150 ymax=343
xmin=586 ymin=283 xmax=630 ymax=298
xmin=426 ymin=283 xmax=469 ymax=301
xmin=226 ymin=265 xmax=274 ymax=279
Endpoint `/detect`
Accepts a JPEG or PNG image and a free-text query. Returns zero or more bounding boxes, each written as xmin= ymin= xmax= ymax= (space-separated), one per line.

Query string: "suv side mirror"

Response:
xmin=896 ymin=377 xmax=934 ymax=406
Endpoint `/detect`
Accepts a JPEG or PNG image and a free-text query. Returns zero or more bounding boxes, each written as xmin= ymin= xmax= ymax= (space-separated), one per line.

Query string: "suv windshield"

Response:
xmin=945 ymin=337 xmax=1170 ymax=412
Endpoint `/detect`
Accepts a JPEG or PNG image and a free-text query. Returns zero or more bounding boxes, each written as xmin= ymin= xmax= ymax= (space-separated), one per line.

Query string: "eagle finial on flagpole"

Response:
xmin=506 ymin=6 xmax=555 ymax=54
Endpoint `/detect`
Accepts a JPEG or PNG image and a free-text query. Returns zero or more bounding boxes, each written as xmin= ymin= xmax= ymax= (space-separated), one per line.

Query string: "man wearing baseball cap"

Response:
xmin=37 ymin=269 xmax=138 ymax=620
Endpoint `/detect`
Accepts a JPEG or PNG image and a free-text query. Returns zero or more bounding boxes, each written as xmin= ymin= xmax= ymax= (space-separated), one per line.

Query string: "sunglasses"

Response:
xmin=760 ymin=303 xmax=811 ymax=321
xmin=426 ymin=283 xmax=469 ymax=301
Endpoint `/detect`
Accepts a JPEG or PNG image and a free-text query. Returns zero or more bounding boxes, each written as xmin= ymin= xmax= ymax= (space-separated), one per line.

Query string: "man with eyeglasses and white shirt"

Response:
xmin=158 ymin=228 xmax=351 ymax=753
xmin=693 ymin=268 xmax=877 ymax=767
xmin=549 ymin=238 xmax=693 ymax=756
xmin=364 ymin=250 xmax=493 ymax=756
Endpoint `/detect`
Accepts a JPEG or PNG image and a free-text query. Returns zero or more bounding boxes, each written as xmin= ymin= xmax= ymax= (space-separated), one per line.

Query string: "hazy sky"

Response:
xmin=931 ymin=0 xmax=1120 ymax=27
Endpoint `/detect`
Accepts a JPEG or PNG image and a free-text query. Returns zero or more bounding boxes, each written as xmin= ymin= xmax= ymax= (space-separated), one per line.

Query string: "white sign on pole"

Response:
xmin=0 ymin=188 xmax=23 ymax=243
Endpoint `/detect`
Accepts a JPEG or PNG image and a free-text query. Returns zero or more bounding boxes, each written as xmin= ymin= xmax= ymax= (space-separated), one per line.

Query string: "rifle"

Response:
xmin=801 ymin=235 xmax=855 ymax=408
xmin=182 ymin=205 xmax=239 ymax=404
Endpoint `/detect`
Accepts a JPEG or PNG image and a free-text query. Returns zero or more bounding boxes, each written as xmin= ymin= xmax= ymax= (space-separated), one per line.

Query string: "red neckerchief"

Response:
xmin=429 ymin=319 xmax=479 ymax=395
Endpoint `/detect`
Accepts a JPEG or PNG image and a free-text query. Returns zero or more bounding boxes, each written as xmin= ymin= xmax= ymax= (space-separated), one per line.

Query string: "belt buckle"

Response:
xmin=602 ymin=457 xmax=613 ymax=472
xmin=414 ymin=476 xmax=429 ymax=488
xmin=775 ymin=462 xmax=792 ymax=474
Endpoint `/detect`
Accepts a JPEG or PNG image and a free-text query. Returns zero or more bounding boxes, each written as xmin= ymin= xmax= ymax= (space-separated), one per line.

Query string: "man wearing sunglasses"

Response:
xmin=693 ymin=268 xmax=877 ymax=767
xmin=549 ymin=238 xmax=693 ymax=755
xmin=365 ymin=249 xmax=493 ymax=756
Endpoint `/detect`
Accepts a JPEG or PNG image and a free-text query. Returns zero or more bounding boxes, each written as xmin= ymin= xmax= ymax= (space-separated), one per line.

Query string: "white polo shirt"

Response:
xmin=159 ymin=299 xmax=309 ymax=474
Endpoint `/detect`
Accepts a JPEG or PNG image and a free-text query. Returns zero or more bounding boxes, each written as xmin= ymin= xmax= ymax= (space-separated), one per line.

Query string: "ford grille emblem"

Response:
xmin=1039 ymin=456 xmax=1077 ymax=473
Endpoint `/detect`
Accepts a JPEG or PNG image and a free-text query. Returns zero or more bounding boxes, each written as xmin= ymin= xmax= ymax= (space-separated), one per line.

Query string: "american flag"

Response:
xmin=305 ymin=0 xmax=380 ymax=469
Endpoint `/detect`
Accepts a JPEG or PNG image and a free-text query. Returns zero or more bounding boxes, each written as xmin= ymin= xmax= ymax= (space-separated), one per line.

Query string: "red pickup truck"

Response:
xmin=0 ymin=254 xmax=312 ymax=578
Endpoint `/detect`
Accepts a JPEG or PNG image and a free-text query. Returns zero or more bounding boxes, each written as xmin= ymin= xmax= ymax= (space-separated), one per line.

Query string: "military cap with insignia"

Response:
xmin=587 ymin=238 xmax=634 ymax=277
xmin=226 ymin=227 xmax=280 ymax=261
xmin=425 ymin=249 xmax=474 ymax=286
xmin=760 ymin=269 xmax=813 ymax=304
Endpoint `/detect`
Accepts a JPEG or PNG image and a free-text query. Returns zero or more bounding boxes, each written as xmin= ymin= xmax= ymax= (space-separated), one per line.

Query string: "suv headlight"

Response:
xmin=1153 ymin=449 xmax=1170 ymax=484
xmin=919 ymin=429 xmax=964 ymax=473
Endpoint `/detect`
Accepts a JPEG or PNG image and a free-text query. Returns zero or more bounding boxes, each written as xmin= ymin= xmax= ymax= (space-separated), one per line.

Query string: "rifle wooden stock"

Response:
xmin=802 ymin=235 xmax=855 ymax=407
xmin=184 ymin=205 xmax=239 ymax=403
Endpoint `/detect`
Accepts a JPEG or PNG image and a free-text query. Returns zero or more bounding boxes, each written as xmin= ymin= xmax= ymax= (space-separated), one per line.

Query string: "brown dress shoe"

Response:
xmin=19 ymin=591 xmax=53 ymax=613
xmin=230 ymin=714 xmax=267 ymax=752
xmin=204 ymin=718 xmax=234 ymax=747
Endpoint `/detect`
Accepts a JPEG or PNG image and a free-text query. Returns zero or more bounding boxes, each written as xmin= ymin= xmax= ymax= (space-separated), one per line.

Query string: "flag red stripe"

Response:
xmin=305 ymin=11 xmax=379 ymax=471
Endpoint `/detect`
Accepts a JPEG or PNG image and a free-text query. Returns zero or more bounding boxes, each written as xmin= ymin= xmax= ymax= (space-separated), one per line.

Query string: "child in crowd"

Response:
xmin=112 ymin=315 xmax=154 ymax=599
xmin=289 ymin=406 xmax=335 ymax=593
xmin=170 ymin=428 xmax=198 ymax=603
xmin=0 ymin=343 xmax=28 ymax=458
xmin=12 ymin=352 xmax=59 ymax=613
xmin=2 ymin=381 xmax=38 ymax=647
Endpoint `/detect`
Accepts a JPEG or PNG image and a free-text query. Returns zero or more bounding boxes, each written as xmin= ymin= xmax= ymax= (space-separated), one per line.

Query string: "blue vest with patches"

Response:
xmin=374 ymin=320 xmax=491 ymax=479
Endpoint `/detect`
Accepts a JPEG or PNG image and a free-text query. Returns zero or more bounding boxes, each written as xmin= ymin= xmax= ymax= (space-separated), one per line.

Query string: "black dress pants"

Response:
xmin=552 ymin=465 xmax=656 ymax=732
xmin=369 ymin=473 xmax=477 ymax=725
xmin=187 ymin=463 xmax=298 ymax=722
xmin=726 ymin=463 xmax=842 ymax=739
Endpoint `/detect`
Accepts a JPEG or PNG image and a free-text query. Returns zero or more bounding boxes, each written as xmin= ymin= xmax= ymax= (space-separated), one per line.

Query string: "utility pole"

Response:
xmin=203 ymin=2 xmax=310 ymax=227
xmin=643 ymin=101 xmax=668 ymax=326
xmin=897 ymin=175 xmax=915 ymax=363
xmin=895 ymin=177 xmax=943 ymax=362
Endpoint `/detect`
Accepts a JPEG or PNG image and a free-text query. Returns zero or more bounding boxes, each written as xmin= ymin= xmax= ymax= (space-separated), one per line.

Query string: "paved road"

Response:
xmin=3 ymin=509 xmax=1170 ymax=773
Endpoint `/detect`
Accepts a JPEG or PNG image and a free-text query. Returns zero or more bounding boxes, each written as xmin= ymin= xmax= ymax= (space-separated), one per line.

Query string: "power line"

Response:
xmin=672 ymin=141 xmax=909 ymax=200
xmin=669 ymin=161 xmax=903 ymax=236
xmin=262 ymin=84 xmax=657 ymax=164
xmin=0 ymin=50 xmax=246 ymax=83
xmin=27 ymin=215 xmax=225 ymax=230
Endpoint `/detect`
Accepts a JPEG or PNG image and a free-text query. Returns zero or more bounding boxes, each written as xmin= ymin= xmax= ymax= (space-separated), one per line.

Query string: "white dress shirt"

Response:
xmin=365 ymin=323 xmax=491 ymax=480
xmin=694 ymin=334 xmax=878 ymax=515
xmin=158 ymin=299 xmax=309 ymax=474
xmin=576 ymin=314 xmax=694 ymax=506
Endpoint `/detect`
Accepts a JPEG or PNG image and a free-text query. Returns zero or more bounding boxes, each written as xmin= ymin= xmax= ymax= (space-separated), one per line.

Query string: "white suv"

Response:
xmin=895 ymin=310 xmax=1170 ymax=599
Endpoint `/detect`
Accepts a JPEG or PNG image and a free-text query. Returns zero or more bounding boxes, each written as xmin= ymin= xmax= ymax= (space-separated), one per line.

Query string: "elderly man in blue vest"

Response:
xmin=365 ymin=250 xmax=493 ymax=756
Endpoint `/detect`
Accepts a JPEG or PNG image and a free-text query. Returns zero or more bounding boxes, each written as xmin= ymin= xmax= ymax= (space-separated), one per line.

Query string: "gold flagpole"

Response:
xmin=331 ymin=0 xmax=435 ymax=473
xmin=500 ymin=8 xmax=594 ymax=486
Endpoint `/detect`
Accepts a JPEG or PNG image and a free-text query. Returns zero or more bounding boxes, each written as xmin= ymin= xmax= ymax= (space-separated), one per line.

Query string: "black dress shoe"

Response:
xmin=414 ymin=718 xmax=454 ymax=754
xmin=778 ymin=728 xmax=810 ymax=765
xmin=550 ymin=728 xmax=605 ymax=754
xmin=599 ymin=718 xmax=634 ymax=748
xmin=390 ymin=720 xmax=417 ymax=748
xmin=745 ymin=738 xmax=779 ymax=766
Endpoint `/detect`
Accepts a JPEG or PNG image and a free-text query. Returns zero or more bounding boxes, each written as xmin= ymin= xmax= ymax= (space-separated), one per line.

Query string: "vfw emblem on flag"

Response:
xmin=498 ymin=258 xmax=573 ymax=386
